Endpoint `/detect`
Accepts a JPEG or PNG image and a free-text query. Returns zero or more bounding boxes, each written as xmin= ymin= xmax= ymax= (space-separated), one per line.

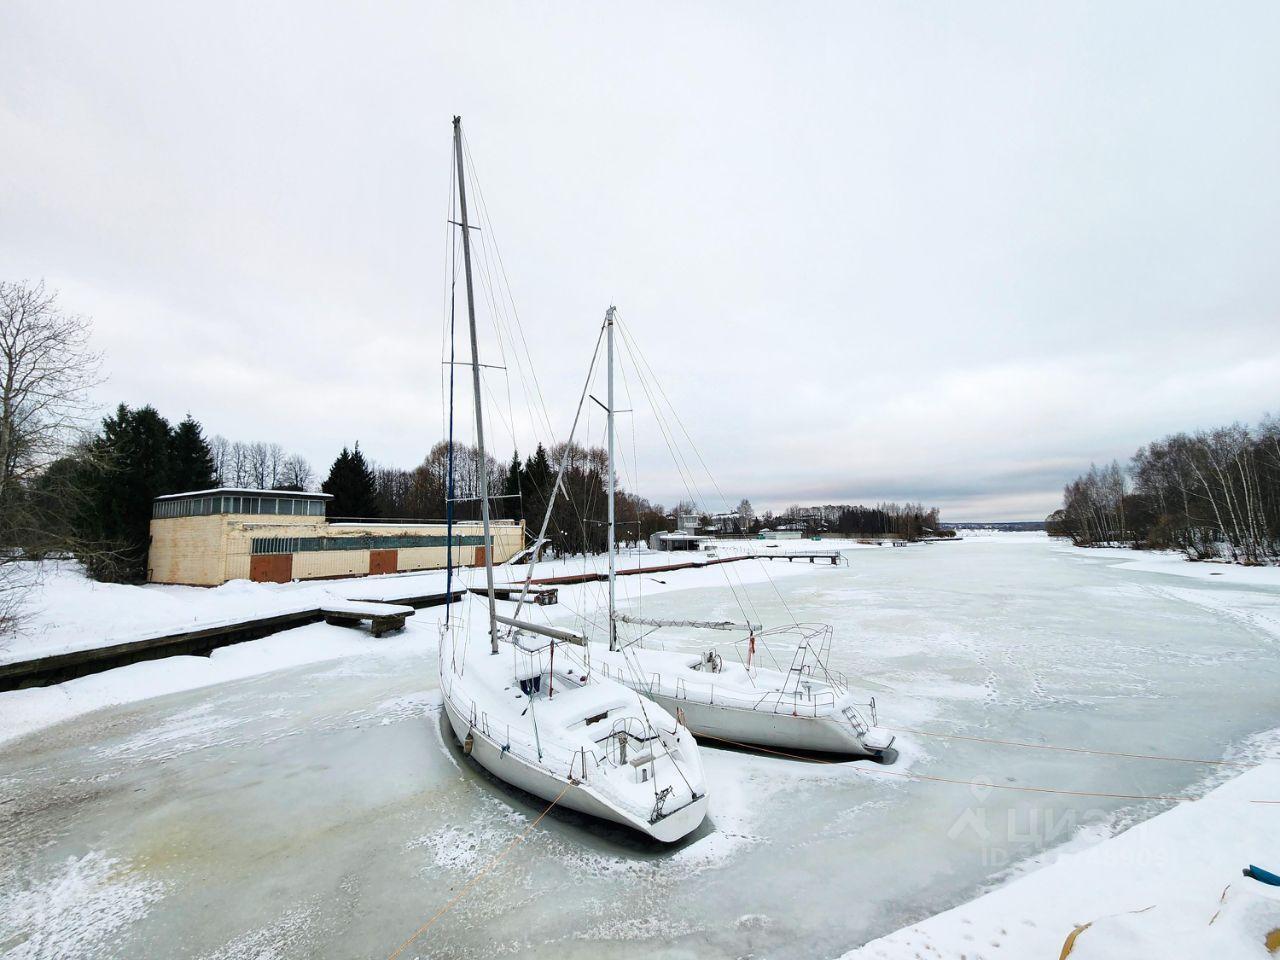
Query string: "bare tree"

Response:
xmin=265 ymin=442 xmax=285 ymax=488
xmin=228 ymin=441 xmax=248 ymax=486
xmin=0 ymin=281 xmax=101 ymax=638
xmin=0 ymin=281 xmax=100 ymax=502
xmin=245 ymin=441 xmax=269 ymax=488
xmin=209 ymin=434 xmax=232 ymax=486
xmin=278 ymin=454 xmax=314 ymax=491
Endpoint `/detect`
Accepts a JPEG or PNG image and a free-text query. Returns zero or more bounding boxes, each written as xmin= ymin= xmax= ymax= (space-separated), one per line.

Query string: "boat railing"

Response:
xmin=658 ymin=677 xmax=841 ymax=718
xmin=841 ymin=696 xmax=877 ymax=732
xmin=443 ymin=677 xmax=596 ymax=780
xmin=569 ymin=745 xmax=603 ymax=781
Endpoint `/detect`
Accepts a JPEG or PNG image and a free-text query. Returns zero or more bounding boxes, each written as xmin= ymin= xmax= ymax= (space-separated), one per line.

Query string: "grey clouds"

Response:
xmin=2 ymin=2 xmax=1277 ymax=519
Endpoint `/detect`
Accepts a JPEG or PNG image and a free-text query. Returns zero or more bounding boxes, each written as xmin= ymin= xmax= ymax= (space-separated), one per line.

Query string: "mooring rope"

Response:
xmin=694 ymin=732 xmax=1278 ymax=804
xmin=386 ymin=780 xmax=572 ymax=960
xmin=878 ymin=725 xmax=1260 ymax=768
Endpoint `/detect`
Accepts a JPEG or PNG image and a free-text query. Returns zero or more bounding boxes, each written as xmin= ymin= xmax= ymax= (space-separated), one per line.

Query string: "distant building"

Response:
xmin=648 ymin=531 xmax=710 ymax=552
xmin=759 ymin=528 xmax=803 ymax=540
xmin=147 ymin=488 xmax=524 ymax=586
xmin=777 ymin=508 xmax=832 ymax=532
xmin=676 ymin=513 xmax=701 ymax=534
xmin=705 ymin=511 xmax=744 ymax=534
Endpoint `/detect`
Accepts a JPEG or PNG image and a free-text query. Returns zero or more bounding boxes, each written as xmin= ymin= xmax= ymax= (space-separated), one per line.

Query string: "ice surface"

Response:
xmin=1 ymin=535 xmax=1279 ymax=958
xmin=841 ymin=755 xmax=1280 ymax=960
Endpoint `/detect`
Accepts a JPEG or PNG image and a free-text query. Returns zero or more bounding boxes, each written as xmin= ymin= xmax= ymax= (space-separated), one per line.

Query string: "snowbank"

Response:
xmin=0 ymin=551 xmax=828 ymax=746
xmin=0 ymin=622 xmax=430 ymax=748
xmin=0 ymin=561 xmax=341 ymax=666
xmin=841 ymin=762 xmax=1280 ymax=960
xmin=1055 ymin=542 xmax=1280 ymax=588
xmin=0 ymin=549 xmax=828 ymax=667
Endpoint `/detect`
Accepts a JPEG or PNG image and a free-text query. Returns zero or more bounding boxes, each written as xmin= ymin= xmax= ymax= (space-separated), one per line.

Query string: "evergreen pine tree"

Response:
xmin=322 ymin=443 xmax=380 ymax=518
xmin=168 ymin=415 xmax=216 ymax=493
xmin=81 ymin=404 xmax=175 ymax=581
xmin=503 ymin=450 xmax=522 ymax=521
xmin=525 ymin=444 xmax=551 ymax=509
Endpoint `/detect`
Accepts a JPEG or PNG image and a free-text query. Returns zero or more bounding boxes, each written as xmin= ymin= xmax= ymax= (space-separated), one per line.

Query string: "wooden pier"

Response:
xmin=0 ymin=550 xmax=848 ymax=692
xmin=0 ymin=600 xmax=416 ymax=692
xmin=739 ymin=550 xmax=844 ymax=565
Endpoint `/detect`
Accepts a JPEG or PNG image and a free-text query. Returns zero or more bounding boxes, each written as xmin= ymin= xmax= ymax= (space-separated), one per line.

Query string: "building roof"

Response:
xmin=153 ymin=487 xmax=333 ymax=501
xmin=657 ymin=531 xmax=709 ymax=540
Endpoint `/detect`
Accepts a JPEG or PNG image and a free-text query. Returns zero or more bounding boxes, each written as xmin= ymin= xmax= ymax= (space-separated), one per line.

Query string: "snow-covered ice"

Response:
xmin=842 ymin=754 xmax=1280 ymax=960
xmin=1 ymin=534 xmax=1278 ymax=958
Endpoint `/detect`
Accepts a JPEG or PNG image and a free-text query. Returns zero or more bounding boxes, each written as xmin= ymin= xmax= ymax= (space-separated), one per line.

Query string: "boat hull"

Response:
xmin=441 ymin=692 xmax=707 ymax=843
xmin=642 ymin=690 xmax=893 ymax=760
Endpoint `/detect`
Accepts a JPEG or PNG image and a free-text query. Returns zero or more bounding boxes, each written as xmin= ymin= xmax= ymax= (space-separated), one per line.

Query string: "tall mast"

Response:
xmin=453 ymin=115 xmax=499 ymax=655
xmin=606 ymin=306 xmax=618 ymax=652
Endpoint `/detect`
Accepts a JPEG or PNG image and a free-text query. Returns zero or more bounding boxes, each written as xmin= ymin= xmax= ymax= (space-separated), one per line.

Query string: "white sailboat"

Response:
xmin=588 ymin=309 xmax=899 ymax=763
xmin=436 ymin=117 xmax=708 ymax=843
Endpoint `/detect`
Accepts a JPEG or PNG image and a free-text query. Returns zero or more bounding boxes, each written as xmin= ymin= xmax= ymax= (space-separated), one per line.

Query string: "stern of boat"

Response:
xmin=838 ymin=697 xmax=899 ymax=764
xmin=646 ymin=791 xmax=709 ymax=843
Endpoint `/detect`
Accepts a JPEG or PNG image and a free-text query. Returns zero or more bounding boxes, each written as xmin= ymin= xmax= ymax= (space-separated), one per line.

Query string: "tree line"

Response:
xmin=1047 ymin=414 xmax=1280 ymax=564
xmin=365 ymin=440 xmax=671 ymax=556
xmin=831 ymin=503 xmax=944 ymax=539
xmin=1 ymin=278 xmax=951 ymax=638
xmin=0 ymin=277 xmax=676 ymax=603
xmin=33 ymin=405 xmax=320 ymax=582
xmin=752 ymin=502 xmax=946 ymax=539
xmin=209 ymin=436 xmax=312 ymax=491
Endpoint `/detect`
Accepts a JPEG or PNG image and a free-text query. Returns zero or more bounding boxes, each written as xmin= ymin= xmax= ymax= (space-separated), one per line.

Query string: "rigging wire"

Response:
xmin=614 ymin=314 xmax=798 ymax=626
xmin=691 ymin=732 xmax=1274 ymax=803
xmin=604 ymin=313 xmax=757 ymax=629
xmin=879 ymin=726 xmax=1261 ymax=767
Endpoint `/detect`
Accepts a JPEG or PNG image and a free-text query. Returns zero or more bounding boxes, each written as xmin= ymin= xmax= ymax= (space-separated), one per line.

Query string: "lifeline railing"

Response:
xmin=443 ymin=677 xmax=603 ymax=781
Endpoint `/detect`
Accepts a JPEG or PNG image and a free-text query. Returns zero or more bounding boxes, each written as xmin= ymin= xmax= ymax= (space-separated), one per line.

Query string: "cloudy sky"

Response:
xmin=3 ymin=2 xmax=1277 ymax=520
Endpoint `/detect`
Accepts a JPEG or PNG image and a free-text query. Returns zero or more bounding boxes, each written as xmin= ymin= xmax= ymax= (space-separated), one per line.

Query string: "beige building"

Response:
xmin=147 ymin=488 xmax=525 ymax=586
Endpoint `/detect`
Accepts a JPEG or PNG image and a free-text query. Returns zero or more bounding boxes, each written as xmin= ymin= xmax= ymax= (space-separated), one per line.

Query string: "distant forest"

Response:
xmin=29 ymin=402 xmax=669 ymax=582
xmin=21 ymin=391 xmax=947 ymax=587
xmin=0 ymin=280 xmax=949 ymax=605
xmin=367 ymin=440 xmax=672 ymax=557
xmin=759 ymin=503 xmax=947 ymax=540
xmin=1048 ymin=414 xmax=1280 ymax=564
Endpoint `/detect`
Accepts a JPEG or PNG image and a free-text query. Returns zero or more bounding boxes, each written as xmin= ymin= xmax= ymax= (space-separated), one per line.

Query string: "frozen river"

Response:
xmin=3 ymin=536 xmax=1279 ymax=958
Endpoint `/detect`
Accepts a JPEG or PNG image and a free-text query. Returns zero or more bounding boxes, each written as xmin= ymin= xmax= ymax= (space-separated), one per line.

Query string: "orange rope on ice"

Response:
xmin=386 ymin=781 xmax=572 ymax=960
xmin=696 ymin=733 xmax=1279 ymax=804
xmin=879 ymin=725 xmax=1259 ymax=768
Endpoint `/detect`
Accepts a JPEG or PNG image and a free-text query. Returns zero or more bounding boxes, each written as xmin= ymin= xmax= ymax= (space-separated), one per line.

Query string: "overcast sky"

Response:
xmin=3 ymin=2 xmax=1277 ymax=520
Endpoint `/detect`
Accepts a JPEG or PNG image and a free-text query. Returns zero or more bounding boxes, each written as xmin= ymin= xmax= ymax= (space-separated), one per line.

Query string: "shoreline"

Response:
xmin=839 ymin=754 xmax=1280 ymax=959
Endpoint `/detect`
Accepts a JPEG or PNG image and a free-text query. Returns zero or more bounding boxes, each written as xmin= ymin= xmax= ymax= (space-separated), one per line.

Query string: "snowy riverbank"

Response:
xmin=0 ymin=548 xmax=834 ymax=746
xmin=1 ymin=544 xmax=859 ymax=666
xmin=3 ymin=533 xmax=1280 ymax=958
xmin=842 ymin=757 xmax=1280 ymax=959
xmin=1051 ymin=540 xmax=1280 ymax=588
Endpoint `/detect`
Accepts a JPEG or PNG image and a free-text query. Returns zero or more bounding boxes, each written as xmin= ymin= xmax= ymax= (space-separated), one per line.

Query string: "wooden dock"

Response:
xmin=739 ymin=550 xmax=844 ymax=564
xmin=0 ymin=600 xmax=416 ymax=692
xmin=0 ymin=550 xmax=848 ymax=692
xmin=320 ymin=600 xmax=415 ymax=638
